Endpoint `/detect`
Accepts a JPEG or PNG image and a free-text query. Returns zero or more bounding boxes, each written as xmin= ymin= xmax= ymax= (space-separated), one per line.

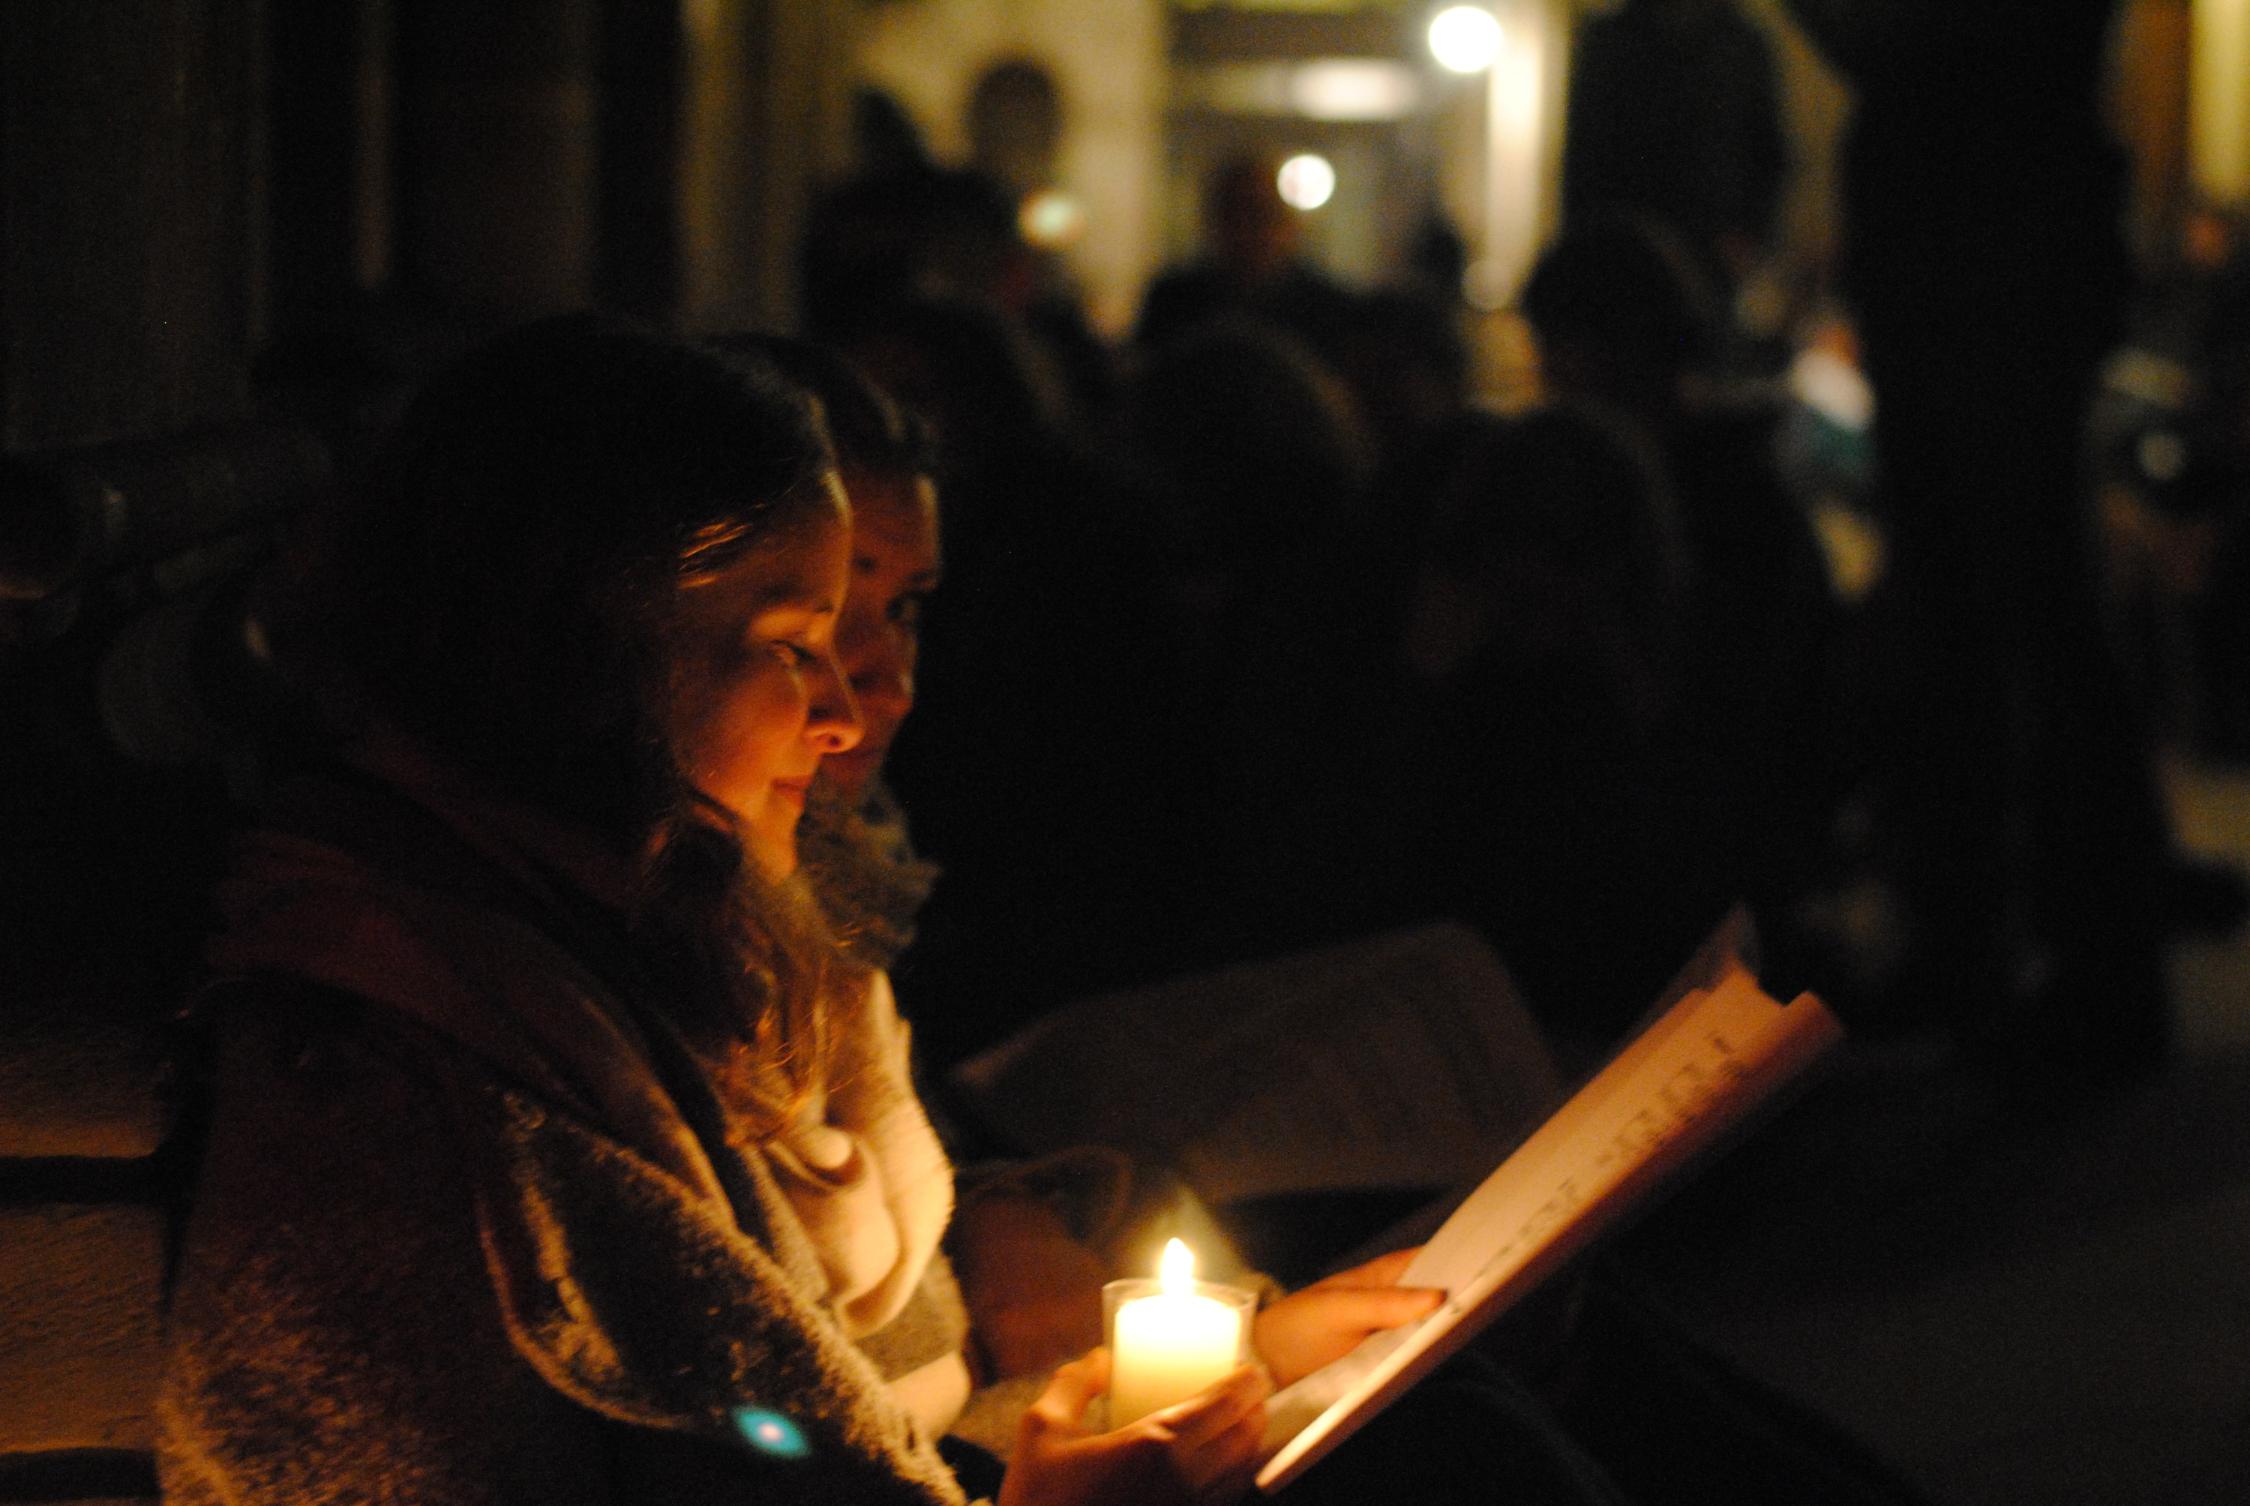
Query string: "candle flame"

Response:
xmin=1158 ymin=1237 xmax=1196 ymax=1294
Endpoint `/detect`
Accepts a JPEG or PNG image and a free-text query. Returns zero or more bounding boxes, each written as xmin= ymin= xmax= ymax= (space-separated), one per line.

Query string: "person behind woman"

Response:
xmin=699 ymin=337 xmax=1432 ymax=1477
xmin=760 ymin=344 xmax=1934 ymax=1506
xmin=817 ymin=292 xmax=1210 ymax=1058
xmin=707 ymin=337 xmax=1693 ymax=1506
xmin=704 ymin=332 xmax=945 ymax=977
xmin=158 ymin=314 xmax=1373 ymax=1505
xmin=1396 ymin=402 xmax=1708 ymax=1052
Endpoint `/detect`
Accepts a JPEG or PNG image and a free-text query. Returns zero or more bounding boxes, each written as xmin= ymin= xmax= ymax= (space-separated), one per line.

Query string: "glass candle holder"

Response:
xmin=1101 ymin=1272 xmax=1258 ymax=1428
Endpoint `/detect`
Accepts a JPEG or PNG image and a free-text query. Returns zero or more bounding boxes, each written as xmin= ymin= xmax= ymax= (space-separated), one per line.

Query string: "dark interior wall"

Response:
xmin=0 ymin=5 xmax=856 ymax=1492
xmin=0 ymin=0 xmax=865 ymax=990
xmin=672 ymin=0 xmax=860 ymax=333
xmin=0 ymin=0 xmax=868 ymax=978
xmin=395 ymin=0 xmax=603 ymax=319
xmin=3 ymin=0 xmax=858 ymax=601
xmin=265 ymin=0 xmax=387 ymax=335
xmin=597 ymin=0 xmax=685 ymax=321
xmin=0 ymin=0 xmax=259 ymax=453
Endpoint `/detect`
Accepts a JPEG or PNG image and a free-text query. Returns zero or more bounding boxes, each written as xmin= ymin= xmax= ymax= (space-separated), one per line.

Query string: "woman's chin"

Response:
xmin=821 ymin=750 xmax=883 ymax=802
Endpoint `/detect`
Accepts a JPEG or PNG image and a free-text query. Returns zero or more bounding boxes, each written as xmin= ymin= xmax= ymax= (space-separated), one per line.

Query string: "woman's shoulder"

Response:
xmin=188 ymin=971 xmax=449 ymax=1123
xmin=163 ymin=973 xmax=630 ymax=1506
xmin=183 ymin=974 xmax=472 ymax=1228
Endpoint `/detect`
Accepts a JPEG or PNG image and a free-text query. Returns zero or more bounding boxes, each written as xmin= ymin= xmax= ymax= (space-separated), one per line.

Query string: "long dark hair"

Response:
xmin=705 ymin=331 xmax=938 ymax=487
xmin=312 ymin=312 xmax=845 ymax=1127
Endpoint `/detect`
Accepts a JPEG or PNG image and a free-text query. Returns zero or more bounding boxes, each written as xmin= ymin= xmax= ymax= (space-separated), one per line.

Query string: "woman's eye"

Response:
xmin=768 ymin=640 xmax=817 ymax=668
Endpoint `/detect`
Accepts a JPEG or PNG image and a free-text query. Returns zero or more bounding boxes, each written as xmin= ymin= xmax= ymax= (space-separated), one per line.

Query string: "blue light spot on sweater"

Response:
xmin=733 ymin=1406 xmax=812 ymax=1460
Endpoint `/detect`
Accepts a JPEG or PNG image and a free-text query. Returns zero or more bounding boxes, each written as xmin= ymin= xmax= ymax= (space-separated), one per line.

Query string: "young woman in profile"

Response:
xmin=157 ymin=315 xmax=1342 ymax=1506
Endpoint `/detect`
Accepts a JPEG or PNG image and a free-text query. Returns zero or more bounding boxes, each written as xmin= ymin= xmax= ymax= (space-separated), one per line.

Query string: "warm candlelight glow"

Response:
xmin=1159 ymin=1237 xmax=1195 ymax=1293
xmin=1106 ymin=1239 xmax=1250 ymax=1427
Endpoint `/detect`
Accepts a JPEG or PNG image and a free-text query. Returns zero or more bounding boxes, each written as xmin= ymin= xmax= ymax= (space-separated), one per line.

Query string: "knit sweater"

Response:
xmin=158 ymin=765 xmax=979 ymax=1505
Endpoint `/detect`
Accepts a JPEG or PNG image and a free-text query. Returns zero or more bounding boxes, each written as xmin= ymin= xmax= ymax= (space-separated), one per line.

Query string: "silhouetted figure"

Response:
xmin=2149 ymin=213 xmax=2250 ymax=763
xmin=1563 ymin=0 xmax=1787 ymax=296
xmin=797 ymin=89 xmax=944 ymax=332
xmin=1397 ymin=405 xmax=1710 ymax=1048
xmin=1135 ymin=153 xmax=1358 ymax=358
xmin=963 ymin=57 xmax=1117 ymax=424
xmin=1118 ymin=319 xmax=1396 ymax=954
xmin=1522 ymin=214 xmax=1848 ymax=963
xmin=1404 ymin=208 xmax=1470 ymax=311
xmin=1324 ymin=285 xmax=1474 ymax=485
xmin=824 ymin=293 xmax=1195 ymax=1064
xmin=802 ymin=89 xmax=1112 ymax=433
xmin=1790 ymin=0 xmax=2174 ymax=1084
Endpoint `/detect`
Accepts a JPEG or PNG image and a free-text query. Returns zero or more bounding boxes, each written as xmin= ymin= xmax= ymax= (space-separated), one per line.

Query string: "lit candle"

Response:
xmin=1107 ymin=1239 xmax=1249 ymax=1427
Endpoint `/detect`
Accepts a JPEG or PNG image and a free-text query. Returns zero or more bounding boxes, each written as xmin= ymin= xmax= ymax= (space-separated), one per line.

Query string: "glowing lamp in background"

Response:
xmin=1428 ymin=5 xmax=1502 ymax=74
xmin=1018 ymin=188 xmax=1086 ymax=250
xmin=1276 ymin=153 xmax=1336 ymax=212
xmin=1103 ymin=1238 xmax=1255 ymax=1427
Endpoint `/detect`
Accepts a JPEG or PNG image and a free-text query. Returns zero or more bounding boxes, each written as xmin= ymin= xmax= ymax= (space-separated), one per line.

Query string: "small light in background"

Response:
xmin=1428 ymin=5 xmax=1502 ymax=75
xmin=1290 ymin=59 xmax=1420 ymax=122
xmin=1018 ymin=188 xmax=1086 ymax=250
xmin=1276 ymin=153 xmax=1336 ymax=212
xmin=2138 ymin=429 xmax=2190 ymax=484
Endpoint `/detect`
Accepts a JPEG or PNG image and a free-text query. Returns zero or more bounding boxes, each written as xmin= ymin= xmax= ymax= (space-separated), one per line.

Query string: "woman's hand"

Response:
xmin=1250 ymin=1248 xmax=1445 ymax=1388
xmin=997 ymin=1349 xmax=1270 ymax=1506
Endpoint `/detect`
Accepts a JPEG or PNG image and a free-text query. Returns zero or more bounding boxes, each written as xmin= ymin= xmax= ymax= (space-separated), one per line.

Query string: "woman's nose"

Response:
xmin=807 ymin=646 xmax=864 ymax=753
xmin=845 ymin=636 xmax=914 ymax=725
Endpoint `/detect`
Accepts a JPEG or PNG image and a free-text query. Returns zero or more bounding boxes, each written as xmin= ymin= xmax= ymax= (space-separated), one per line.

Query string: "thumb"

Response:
xmin=1030 ymin=1348 xmax=1112 ymax=1429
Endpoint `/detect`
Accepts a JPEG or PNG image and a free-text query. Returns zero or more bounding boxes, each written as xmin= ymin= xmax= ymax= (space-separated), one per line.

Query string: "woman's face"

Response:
xmin=670 ymin=479 xmax=864 ymax=877
xmin=821 ymin=467 xmax=942 ymax=801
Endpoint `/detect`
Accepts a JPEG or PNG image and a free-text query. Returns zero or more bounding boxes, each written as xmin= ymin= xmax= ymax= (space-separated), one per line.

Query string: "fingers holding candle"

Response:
xmin=1144 ymin=1363 xmax=1271 ymax=1499
xmin=1026 ymin=1347 xmax=1114 ymax=1431
xmin=1003 ymin=1351 xmax=1269 ymax=1506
